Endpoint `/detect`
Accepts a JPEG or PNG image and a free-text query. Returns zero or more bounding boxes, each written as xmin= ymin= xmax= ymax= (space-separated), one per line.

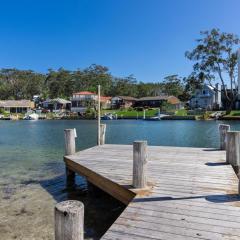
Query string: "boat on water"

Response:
xmin=145 ymin=114 xmax=169 ymax=121
xmin=23 ymin=113 xmax=39 ymax=120
xmin=101 ymin=113 xmax=117 ymax=120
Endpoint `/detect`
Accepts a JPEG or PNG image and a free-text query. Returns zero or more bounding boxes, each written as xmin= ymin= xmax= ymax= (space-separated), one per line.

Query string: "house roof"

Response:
xmin=43 ymin=98 xmax=71 ymax=104
xmin=167 ymin=96 xmax=181 ymax=105
xmin=73 ymin=91 xmax=96 ymax=95
xmin=116 ymin=96 xmax=138 ymax=101
xmin=0 ymin=100 xmax=33 ymax=108
xmin=51 ymin=98 xmax=71 ymax=104
xmin=137 ymin=96 xmax=168 ymax=101
xmin=100 ymin=96 xmax=112 ymax=102
xmin=137 ymin=95 xmax=180 ymax=104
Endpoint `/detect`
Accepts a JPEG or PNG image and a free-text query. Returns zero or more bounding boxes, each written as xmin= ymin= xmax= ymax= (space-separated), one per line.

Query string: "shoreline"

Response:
xmin=1 ymin=114 xmax=240 ymax=121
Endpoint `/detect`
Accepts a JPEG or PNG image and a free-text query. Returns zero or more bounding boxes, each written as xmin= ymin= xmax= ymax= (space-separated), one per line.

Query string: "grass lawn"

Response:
xmin=102 ymin=109 xmax=159 ymax=118
xmin=227 ymin=110 xmax=240 ymax=116
xmin=175 ymin=109 xmax=187 ymax=116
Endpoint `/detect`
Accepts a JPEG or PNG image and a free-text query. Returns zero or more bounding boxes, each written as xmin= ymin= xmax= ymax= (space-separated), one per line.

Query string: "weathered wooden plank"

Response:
xmin=114 ymin=217 xmax=238 ymax=240
xmin=65 ymin=158 xmax=135 ymax=204
xmin=105 ymin=224 xmax=204 ymax=240
xmin=120 ymin=211 xmax=240 ymax=236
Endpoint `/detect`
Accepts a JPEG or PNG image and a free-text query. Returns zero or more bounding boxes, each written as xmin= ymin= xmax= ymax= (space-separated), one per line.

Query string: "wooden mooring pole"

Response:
xmin=64 ymin=129 xmax=77 ymax=187
xmin=226 ymin=131 xmax=240 ymax=184
xmin=133 ymin=141 xmax=148 ymax=188
xmin=219 ymin=124 xmax=230 ymax=150
xmin=100 ymin=123 xmax=106 ymax=145
xmin=226 ymin=131 xmax=240 ymax=165
xmin=97 ymin=85 xmax=101 ymax=146
xmin=64 ymin=129 xmax=76 ymax=155
xmin=55 ymin=200 xmax=84 ymax=240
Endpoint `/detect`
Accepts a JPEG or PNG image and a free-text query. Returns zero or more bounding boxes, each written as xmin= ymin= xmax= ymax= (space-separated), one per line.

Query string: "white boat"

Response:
xmin=23 ymin=113 xmax=39 ymax=120
xmin=101 ymin=113 xmax=117 ymax=120
xmin=145 ymin=114 xmax=169 ymax=121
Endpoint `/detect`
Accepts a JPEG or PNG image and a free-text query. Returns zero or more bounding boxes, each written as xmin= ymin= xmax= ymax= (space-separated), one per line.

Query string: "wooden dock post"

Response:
xmin=226 ymin=131 xmax=240 ymax=166
xmin=133 ymin=141 xmax=148 ymax=188
xmin=100 ymin=123 xmax=106 ymax=145
xmin=143 ymin=110 xmax=146 ymax=120
xmin=219 ymin=124 xmax=230 ymax=150
xmin=64 ymin=129 xmax=77 ymax=187
xmin=55 ymin=200 xmax=84 ymax=240
xmin=97 ymin=85 xmax=101 ymax=146
xmin=64 ymin=129 xmax=76 ymax=155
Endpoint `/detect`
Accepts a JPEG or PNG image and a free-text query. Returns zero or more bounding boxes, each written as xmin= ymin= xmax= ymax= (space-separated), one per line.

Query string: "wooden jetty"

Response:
xmin=58 ymin=125 xmax=240 ymax=240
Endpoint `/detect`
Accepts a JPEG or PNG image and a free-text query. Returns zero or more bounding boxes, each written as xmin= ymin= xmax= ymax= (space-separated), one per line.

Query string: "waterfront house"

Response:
xmin=111 ymin=96 xmax=138 ymax=109
xmin=0 ymin=100 xmax=34 ymax=113
xmin=189 ymin=84 xmax=221 ymax=110
xmin=100 ymin=96 xmax=112 ymax=109
xmin=42 ymin=98 xmax=71 ymax=112
xmin=135 ymin=95 xmax=182 ymax=109
xmin=71 ymin=91 xmax=98 ymax=114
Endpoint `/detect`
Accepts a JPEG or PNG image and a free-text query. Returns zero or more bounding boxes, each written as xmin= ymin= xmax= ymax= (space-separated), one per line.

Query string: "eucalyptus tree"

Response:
xmin=163 ymin=74 xmax=184 ymax=97
xmin=186 ymin=28 xmax=240 ymax=112
xmin=0 ymin=68 xmax=45 ymax=99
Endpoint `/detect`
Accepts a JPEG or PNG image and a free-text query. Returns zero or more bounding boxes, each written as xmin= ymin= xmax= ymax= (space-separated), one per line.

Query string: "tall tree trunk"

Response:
xmin=226 ymin=99 xmax=234 ymax=115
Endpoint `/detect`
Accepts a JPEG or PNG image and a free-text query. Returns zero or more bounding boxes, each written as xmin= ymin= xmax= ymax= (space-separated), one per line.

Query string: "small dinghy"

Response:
xmin=23 ymin=113 xmax=39 ymax=120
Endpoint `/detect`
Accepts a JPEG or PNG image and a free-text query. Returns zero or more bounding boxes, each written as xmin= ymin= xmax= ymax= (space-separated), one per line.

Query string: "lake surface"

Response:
xmin=1 ymin=119 xmax=240 ymax=239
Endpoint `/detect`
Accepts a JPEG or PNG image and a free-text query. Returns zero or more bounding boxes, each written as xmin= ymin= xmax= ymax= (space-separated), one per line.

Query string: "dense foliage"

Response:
xmin=0 ymin=64 xmax=187 ymax=100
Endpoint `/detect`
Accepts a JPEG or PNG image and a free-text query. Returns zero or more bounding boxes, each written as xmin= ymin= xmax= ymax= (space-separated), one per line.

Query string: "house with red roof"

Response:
xmin=71 ymin=91 xmax=111 ymax=114
xmin=71 ymin=91 xmax=98 ymax=114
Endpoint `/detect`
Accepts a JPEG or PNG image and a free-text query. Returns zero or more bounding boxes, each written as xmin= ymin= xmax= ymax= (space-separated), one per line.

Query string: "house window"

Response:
xmin=72 ymin=101 xmax=77 ymax=107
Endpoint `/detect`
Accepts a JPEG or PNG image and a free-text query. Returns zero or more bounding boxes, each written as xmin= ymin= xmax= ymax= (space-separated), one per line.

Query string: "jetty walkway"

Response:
xmin=64 ymin=143 xmax=240 ymax=240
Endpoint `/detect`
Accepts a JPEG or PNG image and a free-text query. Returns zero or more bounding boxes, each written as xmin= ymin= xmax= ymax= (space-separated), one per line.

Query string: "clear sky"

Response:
xmin=0 ymin=0 xmax=239 ymax=82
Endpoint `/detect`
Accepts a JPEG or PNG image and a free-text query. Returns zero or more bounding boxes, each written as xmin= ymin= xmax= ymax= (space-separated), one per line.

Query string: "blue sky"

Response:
xmin=0 ymin=0 xmax=239 ymax=82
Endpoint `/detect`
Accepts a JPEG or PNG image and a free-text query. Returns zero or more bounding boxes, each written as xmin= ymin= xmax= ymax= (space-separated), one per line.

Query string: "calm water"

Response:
xmin=1 ymin=119 xmax=240 ymax=239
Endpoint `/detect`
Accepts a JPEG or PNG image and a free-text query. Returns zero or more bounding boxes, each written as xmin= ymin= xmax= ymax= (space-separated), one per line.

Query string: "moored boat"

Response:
xmin=23 ymin=113 xmax=39 ymax=120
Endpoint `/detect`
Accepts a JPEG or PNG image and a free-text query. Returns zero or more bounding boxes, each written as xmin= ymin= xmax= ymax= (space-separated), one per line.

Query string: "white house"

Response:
xmin=189 ymin=84 xmax=221 ymax=110
xmin=71 ymin=91 xmax=98 ymax=114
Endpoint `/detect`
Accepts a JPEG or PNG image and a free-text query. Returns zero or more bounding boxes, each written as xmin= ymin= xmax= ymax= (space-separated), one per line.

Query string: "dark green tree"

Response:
xmin=162 ymin=74 xmax=184 ymax=97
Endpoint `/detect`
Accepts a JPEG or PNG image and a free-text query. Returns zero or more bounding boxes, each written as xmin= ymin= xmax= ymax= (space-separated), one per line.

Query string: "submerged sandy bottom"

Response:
xmin=0 ymin=175 xmax=125 ymax=240
xmin=0 ymin=184 xmax=55 ymax=240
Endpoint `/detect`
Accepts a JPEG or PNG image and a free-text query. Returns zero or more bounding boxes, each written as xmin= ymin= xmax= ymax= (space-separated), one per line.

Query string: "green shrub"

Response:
xmin=135 ymin=107 xmax=144 ymax=111
xmin=85 ymin=108 xmax=96 ymax=119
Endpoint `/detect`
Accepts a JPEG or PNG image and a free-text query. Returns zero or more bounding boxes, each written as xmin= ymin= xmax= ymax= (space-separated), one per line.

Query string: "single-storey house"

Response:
xmin=111 ymin=96 xmax=138 ymax=109
xmin=135 ymin=96 xmax=182 ymax=109
xmin=0 ymin=100 xmax=34 ymax=113
xmin=42 ymin=98 xmax=71 ymax=112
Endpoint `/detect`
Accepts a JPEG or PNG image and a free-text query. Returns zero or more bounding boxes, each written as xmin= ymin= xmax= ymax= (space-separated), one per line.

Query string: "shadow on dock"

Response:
xmin=205 ymin=162 xmax=228 ymax=166
xmin=132 ymin=194 xmax=240 ymax=204
xmin=203 ymin=148 xmax=221 ymax=151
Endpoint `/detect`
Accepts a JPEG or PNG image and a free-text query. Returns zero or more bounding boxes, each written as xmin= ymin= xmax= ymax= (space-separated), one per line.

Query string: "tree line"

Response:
xmin=0 ymin=65 xmax=187 ymax=101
